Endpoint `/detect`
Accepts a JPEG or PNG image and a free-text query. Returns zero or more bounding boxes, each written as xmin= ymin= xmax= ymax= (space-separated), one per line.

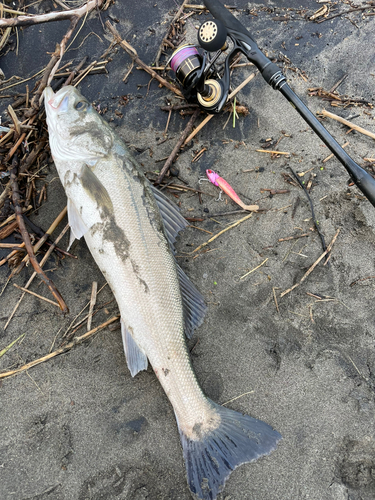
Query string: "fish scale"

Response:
xmin=44 ymin=85 xmax=281 ymax=500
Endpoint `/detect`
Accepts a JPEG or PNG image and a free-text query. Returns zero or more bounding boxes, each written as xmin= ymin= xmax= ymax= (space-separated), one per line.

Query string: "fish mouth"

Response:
xmin=44 ymin=86 xmax=72 ymax=112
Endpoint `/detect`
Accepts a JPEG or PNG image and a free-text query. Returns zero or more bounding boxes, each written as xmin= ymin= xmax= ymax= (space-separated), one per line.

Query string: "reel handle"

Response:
xmin=203 ymin=0 xmax=256 ymax=43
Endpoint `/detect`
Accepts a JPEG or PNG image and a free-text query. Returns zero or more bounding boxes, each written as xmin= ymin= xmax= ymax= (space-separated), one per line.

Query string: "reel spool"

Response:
xmin=169 ymin=44 xmax=202 ymax=89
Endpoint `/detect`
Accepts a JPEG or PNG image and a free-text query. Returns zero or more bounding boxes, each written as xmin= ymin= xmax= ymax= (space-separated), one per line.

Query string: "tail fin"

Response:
xmin=178 ymin=401 xmax=281 ymax=500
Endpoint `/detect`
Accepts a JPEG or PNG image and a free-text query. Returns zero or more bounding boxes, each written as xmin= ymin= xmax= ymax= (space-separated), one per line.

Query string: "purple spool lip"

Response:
xmin=170 ymin=45 xmax=199 ymax=73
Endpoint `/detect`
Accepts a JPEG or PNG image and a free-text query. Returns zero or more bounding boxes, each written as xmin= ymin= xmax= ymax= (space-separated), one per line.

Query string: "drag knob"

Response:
xmin=198 ymin=19 xmax=227 ymax=52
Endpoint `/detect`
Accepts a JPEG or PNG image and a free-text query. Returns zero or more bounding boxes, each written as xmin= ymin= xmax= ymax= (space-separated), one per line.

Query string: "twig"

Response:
xmin=13 ymin=284 xmax=60 ymax=308
xmin=4 ymin=223 xmax=70 ymax=330
xmin=156 ymin=109 xmax=201 ymax=184
xmin=350 ymin=275 xmax=375 ymax=287
xmin=0 ymin=3 xmax=25 ymax=15
xmin=12 ymin=206 xmax=68 ymax=275
xmin=73 ymin=59 xmax=98 ymax=87
xmin=316 ymin=5 xmax=375 ymax=23
xmin=10 ymin=163 xmax=68 ymax=312
xmin=0 ymin=316 xmax=120 ymax=380
xmin=320 ymin=110 xmax=375 ymax=140
xmin=0 ymin=334 xmax=25 ymax=359
xmin=62 ymin=283 xmax=107 ymax=338
xmin=221 ymin=390 xmax=254 ymax=406
xmin=0 ymin=0 xmax=104 ymax=28
xmin=240 ymin=258 xmax=268 ymax=280
xmin=322 ymin=141 xmax=349 ymax=163
xmin=63 ymin=56 xmax=88 ymax=86
xmin=278 ymin=233 xmax=309 ymax=242
xmin=280 ymin=229 xmax=340 ymax=298
xmin=105 ymin=21 xmax=183 ymax=97
xmin=0 ymin=243 xmax=24 ymax=248
xmin=87 ymin=281 xmax=98 ymax=331
xmin=256 ymin=149 xmax=290 ymax=155
xmin=273 ymin=287 xmax=280 ymax=314
xmin=288 ymin=167 xmax=326 ymax=256
xmin=329 ymin=74 xmax=348 ymax=93
xmin=184 ymin=4 xmax=237 ymax=10
xmin=192 ymin=212 xmax=253 ymax=254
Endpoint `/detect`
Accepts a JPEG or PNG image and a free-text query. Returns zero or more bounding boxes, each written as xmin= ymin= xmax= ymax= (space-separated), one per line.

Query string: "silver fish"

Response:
xmin=43 ymin=85 xmax=281 ymax=500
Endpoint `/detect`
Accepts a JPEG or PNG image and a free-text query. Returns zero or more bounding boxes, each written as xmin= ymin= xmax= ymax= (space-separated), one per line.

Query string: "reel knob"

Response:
xmin=198 ymin=19 xmax=227 ymax=52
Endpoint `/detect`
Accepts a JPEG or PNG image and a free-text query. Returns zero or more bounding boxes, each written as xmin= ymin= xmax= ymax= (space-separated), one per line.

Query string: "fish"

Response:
xmin=43 ymin=85 xmax=281 ymax=500
xmin=206 ymin=169 xmax=259 ymax=211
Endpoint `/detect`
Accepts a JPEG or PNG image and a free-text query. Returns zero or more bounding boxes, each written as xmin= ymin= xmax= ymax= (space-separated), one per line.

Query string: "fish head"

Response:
xmin=43 ymin=85 xmax=113 ymax=166
xmin=206 ymin=169 xmax=220 ymax=186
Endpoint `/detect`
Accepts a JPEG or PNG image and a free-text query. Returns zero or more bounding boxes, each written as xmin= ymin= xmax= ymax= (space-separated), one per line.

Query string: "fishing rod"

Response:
xmin=168 ymin=0 xmax=375 ymax=208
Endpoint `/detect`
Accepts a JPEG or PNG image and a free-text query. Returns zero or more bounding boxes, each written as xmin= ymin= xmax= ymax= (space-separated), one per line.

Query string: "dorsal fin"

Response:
xmin=150 ymin=184 xmax=207 ymax=337
xmin=150 ymin=184 xmax=188 ymax=253
xmin=176 ymin=264 xmax=207 ymax=339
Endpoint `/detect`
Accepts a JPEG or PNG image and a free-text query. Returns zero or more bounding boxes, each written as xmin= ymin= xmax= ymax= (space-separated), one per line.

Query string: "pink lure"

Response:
xmin=206 ymin=169 xmax=259 ymax=212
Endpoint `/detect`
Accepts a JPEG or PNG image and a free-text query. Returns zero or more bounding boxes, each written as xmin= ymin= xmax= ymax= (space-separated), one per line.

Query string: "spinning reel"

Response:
xmin=169 ymin=19 xmax=235 ymax=113
xmin=168 ymin=0 xmax=375 ymax=209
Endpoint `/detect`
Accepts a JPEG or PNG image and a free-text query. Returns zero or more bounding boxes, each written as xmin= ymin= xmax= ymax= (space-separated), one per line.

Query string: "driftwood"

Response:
xmin=0 ymin=0 xmax=103 ymax=28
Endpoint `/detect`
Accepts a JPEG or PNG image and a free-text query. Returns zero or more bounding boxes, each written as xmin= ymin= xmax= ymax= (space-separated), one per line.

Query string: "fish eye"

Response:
xmin=75 ymin=101 xmax=87 ymax=111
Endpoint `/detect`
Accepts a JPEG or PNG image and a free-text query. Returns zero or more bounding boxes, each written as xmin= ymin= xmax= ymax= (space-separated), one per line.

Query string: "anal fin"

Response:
xmin=121 ymin=319 xmax=148 ymax=377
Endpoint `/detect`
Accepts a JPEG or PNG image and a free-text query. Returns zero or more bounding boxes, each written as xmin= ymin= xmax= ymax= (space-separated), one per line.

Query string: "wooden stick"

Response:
xmin=13 ymin=284 xmax=61 ymax=308
xmin=192 ymin=213 xmax=253 ymax=254
xmin=0 ymin=315 xmax=120 ymax=380
xmin=0 ymin=0 xmax=104 ymax=28
xmin=0 ymin=3 xmax=25 ymax=15
xmin=280 ymin=229 xmax=340 ymax=298
xmin=0 ymin=243 xmax=24 ymax=248
xmin=278 ymin=233 xmax=309 ymax=242
xmin=13 ymin=206 xmax=68 ymax=273
xmin=321 ymin=110 xmax=375 ymax=140
xmin=156 ymin=109 xmax=201 ymax=183
xmin=105 ymin=21 xmax=183 ymax=98
xmin=4 ymin=223 xmax=70 ymax=330
xmin=322 ymin=141 xmax=349 ymax=163
xmin=87 ymin=281 xmax=98 ymax=331
xmin=240 ymin=258 xmax=268 ymax=280
xmin=10 ymin=165 xmax=68 ymax=312
xmin=256 ymin=149 xmax=290 ymax=155
xmin=0 ymin=242 xmax=25 ymax=267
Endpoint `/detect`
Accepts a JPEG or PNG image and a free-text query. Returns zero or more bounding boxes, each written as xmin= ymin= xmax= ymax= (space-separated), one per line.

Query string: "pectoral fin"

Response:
xmin=121 ymin=319 xmax=148 ymax=377
xmin=80 ymin=164 xmax=113 ymax=214
xmin=67 ymin=198 xmax=89 ymax=250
